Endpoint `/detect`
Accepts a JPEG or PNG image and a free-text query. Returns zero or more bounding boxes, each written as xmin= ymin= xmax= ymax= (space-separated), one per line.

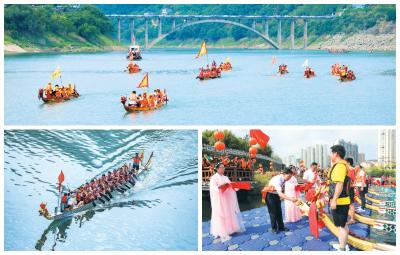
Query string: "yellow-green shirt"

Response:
xmin=329 ymin=160 xmax=350 ymax=205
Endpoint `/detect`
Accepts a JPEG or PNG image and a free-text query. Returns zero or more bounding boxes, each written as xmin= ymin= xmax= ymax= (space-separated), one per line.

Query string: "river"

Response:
xmin=4 ymin=129 xmax=198 ymax=251
xmin=4 ymin=49 xmax=395 ymax=125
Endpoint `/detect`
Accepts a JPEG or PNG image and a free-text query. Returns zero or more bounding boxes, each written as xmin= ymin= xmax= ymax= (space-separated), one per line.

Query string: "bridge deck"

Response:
xmin=106 ymin=14 xmax=335 ymax=20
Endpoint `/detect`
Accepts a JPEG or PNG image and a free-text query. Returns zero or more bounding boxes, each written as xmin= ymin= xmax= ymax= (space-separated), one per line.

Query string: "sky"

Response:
xmin=231 ymin=129 xmax=384 ymax=160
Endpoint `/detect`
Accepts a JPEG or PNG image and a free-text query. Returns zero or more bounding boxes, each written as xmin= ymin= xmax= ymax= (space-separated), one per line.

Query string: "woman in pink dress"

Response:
xmin=284 ymin=166 xmax=302 ymax=222
xmin=209 ymin=163 xmax=245 ymax=242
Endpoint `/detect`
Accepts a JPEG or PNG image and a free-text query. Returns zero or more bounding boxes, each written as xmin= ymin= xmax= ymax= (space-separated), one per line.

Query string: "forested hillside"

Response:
xmin=5 ymin=4 xmax=396 ymax=51
xmin=5 ymin=4 xmax=114 ymax=50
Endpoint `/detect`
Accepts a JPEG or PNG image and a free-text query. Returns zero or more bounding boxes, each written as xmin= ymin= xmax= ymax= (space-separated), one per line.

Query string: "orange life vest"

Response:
xmin=133 ymin=156 xmax=141 ymax=164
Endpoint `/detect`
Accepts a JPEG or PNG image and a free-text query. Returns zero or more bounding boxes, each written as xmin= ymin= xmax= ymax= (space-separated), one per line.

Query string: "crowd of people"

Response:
xmin=208 ymin=144 xmax=374 ymax=251
xmin=197 ymin=61 xmax=222 ymax=80
xmin=127 ymin=61 xmax=141 ymax=73
xmin=278 ymin=64 xmax=289 ymax=74
xmin=42 ymin=82 xmax=78 ymax=99
xmin=331 ymin=63 xmax=356 ymax=81
xmin=203 ymin=154 xmax=258 ymax=172
xmin=60 ymin=153 xmax=143 ymax=212
xmin=219 ymin=61 xmax=232 ymax=71
xmin=126 ymin=89 xmax=168 ymax=109
xmin=304 ymin=66 xmax=316 ymax=78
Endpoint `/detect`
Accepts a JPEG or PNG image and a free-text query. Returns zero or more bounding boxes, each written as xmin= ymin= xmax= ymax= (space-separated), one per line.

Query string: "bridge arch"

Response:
xmin=147 ymin=19 xmax=279 ymax=49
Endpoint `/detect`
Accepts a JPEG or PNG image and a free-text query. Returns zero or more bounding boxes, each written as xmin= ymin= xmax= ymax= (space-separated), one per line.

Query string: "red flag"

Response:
xmin=250 ymin=129 xmax=270 ymax=149
xmin=58 ymin=171 xmax=64 ymax=192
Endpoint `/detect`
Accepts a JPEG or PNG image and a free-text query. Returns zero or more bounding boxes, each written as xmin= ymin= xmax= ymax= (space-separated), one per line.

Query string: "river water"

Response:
xmin=4 ymin=49 xmax=395 ymax=125
xmin=4 ymin=130 xmax=198 ymax=251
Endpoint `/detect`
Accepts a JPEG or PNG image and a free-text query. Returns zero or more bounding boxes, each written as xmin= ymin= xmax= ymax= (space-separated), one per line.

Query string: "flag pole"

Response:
xmin=57 ymin=183 xmax=60 ymax=214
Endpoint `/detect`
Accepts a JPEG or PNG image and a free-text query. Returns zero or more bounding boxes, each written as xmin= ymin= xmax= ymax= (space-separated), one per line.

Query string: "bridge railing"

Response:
xmin=105 ymin=14 xmax=336 ymax=20
xmin=203 ymin=144 xmax=282 ymax=164
xmin=202 ymin=166 xmax=254 ymax=183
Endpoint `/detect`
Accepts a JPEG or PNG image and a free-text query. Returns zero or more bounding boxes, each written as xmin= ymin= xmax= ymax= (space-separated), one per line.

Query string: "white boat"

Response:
xmin=127 ymin=45 xmax=142 ymax=60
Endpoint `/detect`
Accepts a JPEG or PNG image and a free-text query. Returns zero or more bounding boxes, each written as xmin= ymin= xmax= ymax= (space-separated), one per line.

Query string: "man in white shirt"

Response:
xmin=265 ymin=167 xmax=297 ymax=233
xmin=303 ymin=162 xmax=321 ymax=188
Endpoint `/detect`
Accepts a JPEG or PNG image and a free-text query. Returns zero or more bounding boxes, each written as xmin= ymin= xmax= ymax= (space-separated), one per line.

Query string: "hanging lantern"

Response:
xmin=213 ymin=130 xmax=225 ymax=141
xmin=249 ymin=146 xmax=257 ymax=155
xmin=249 ymin=137 xmax=257 ymax=146
xmin=214 ymin=141 xmax=225 ymax=151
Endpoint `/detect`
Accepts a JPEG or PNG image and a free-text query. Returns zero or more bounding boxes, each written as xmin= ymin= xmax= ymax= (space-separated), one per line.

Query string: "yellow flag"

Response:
xmin=50 ymin=66 xmax=61 ymax=79
xmin=137 ymin=73 xmax=149 ymax=88
xmin=195 ymin=41 xmax=207 ymax=59
xmin=225 ymin=57 xmax=231 ymax=63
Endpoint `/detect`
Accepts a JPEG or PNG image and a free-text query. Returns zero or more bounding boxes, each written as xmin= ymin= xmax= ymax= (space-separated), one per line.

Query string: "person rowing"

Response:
xmin=304 ymin=67 xmax=315 ymax=78
xmin=278 ymin=64 xmax=288 ymax=74
xmin=127 ymin=61 xmax=140 ymax=73
xmin=61 ymin=162 xmax=139 ymax=211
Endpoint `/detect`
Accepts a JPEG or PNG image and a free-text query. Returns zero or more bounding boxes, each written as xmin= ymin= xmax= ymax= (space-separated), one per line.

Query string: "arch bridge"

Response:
xmin=106 ymin=14 xmax=335 ymax=50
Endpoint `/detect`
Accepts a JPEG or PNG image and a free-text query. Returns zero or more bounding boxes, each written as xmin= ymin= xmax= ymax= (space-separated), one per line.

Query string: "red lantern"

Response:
xmin=214 ymin=141 xmax=225 ymax=151
xmin=214 ymin=130 xmax=225 ymax=141
xmin=249 ymin=137 xmax=257 ymax=146
xmin=250 ymin=153 xmax=256 ymax=159
xmin=249 ymin=146 xmax=257 ymax=155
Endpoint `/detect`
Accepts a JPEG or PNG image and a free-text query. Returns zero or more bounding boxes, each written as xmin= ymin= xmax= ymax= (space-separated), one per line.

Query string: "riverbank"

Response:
xmin=6 ymin=31 xmax=395 ymax=55
xmin=4 ymin=43 xmax=125 ymax=55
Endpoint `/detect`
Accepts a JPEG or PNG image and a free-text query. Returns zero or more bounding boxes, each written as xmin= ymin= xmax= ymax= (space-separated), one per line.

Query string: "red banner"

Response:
xmin=221 ymin=182 xmax=251 ymax=192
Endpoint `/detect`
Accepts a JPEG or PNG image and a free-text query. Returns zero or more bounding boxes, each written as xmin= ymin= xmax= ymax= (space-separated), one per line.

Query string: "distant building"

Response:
xmin=284 ymin=155 xmax=296 ymax=166
xmin=378 ymin=129 xmax=396 ymax=167
xmin=358 ymin=153 xmax=366 ymax=164
xmin=300 ymin=144 xmax=329 ymax=168
xmin=334 ymin=139 xmax=359 ymax=164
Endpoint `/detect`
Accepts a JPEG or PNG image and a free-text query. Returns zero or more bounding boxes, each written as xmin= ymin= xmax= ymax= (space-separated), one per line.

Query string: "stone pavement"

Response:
xmin=202 ymin=205 xmax=370 ymax=251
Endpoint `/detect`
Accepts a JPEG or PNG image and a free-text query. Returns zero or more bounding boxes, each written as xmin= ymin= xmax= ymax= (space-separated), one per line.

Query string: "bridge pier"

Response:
xmin=290 ymin=20 xmax=295 ymax=49
xmin=130 ymin=19 xmax=135 ymax=44
xmin=277 ymin=20 xmax=282 ymax=48
xmin=172 ymin=19 xmax=176 ymax=29
xmin=117 ymin=17 xmax=121 ymax=44
xmin=145 ymin=18 xmax=149 ymax=49
xmin=252 ymin=19 xmax=256 ymax=30
xmin=263 ymin=20 xmax=269 ymax=38
xmin=303 ymin=20 xmax=308 ymax=48
xmin=158 ymin=17 xmax=162 ymax=37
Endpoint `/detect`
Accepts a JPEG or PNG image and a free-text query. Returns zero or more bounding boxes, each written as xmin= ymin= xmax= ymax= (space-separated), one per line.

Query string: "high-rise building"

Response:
xmin=334 ymin=139 xmax=359 ymax=164
xmin=378 ymin=129 xmax=396 ymax=166
xmin=300 ymin=144 xmax=330 ymax=168
xmin=284 ymin=155 xmax=297 ymax=166
xmin=358 ymin=153 xmax=366 ymax=163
